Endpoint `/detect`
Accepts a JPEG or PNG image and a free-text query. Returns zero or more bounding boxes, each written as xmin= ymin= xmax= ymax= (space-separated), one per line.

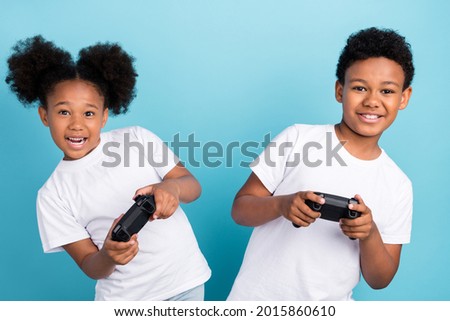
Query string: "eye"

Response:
xmin=381 ymin=89 xmax=395 ymax=94
xmin=58 ymin=110 xmax=70 ymax=116
xmin=85 ymin=111 xmax=95 ymax=117
xmin=353 ymin=86 xmax=366 ymax=92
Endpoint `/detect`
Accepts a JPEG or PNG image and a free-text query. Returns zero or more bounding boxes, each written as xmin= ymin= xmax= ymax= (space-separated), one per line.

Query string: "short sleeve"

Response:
xmin=37 ymin=187 xmax=90 ymax=253
xmin=379 ymin=177 xmax=413 ymax=244
xmin=133 ymin=126 xmax=180 ymax=179
xmin=250 ymin=125 xmax=300 ymax=193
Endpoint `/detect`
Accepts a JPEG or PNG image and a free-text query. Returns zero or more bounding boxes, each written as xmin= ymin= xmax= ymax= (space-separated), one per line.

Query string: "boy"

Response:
xmin=227 ymin=27 xmax=414 ymax=300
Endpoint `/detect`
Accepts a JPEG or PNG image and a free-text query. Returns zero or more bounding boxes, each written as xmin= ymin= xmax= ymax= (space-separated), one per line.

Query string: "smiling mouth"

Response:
xmin=359 ymin=113 xmax=381 ymax=120
xmin=357 ymin=113 xmax=384 ymax=123
xmin=66 ymin=137 xmax=87 ymax=145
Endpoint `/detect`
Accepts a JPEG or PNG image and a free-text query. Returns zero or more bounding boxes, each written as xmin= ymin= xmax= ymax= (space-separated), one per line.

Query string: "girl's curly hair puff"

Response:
xmin=6 ymin=35 xmax=138 ymax=115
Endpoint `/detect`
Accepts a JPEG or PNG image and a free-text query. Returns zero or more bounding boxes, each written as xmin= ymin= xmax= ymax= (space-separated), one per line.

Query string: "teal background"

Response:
xmin=1 ymin=0 xmax=449 ymax=300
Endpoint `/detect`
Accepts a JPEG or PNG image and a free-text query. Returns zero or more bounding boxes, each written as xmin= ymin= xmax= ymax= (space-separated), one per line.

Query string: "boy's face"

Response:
xmin=38 ymin=79 xmax=109 ymax=160
xmin=335 ymin=57 xmax=412 ymax=140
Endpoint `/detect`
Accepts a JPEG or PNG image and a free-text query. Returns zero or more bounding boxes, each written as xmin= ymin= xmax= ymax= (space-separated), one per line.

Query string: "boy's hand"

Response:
xmin=339 ymin=194 xmax=375 ymax=240
xmin=134 ymin=181 xmax=179 ymax=220
xmin=280 ymin=191 xmax=324 ymax=227
xmin=101 ymin=215 xmax=139 ymax=265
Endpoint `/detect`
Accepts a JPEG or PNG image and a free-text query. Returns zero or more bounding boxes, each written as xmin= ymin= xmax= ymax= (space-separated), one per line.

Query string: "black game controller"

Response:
xmin=293 ymin=192 xmax=361 ymax=230
xmin=111 ymin=195 xmax=156 ymax=242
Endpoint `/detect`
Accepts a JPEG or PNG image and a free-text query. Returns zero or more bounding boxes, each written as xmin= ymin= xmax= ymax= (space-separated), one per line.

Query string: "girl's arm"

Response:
xmin=63 ymin=163 xmax=201 ymax=279
xmin=340 ymin=195 xmax=402 ymax=289
xmin=63 ymin=217 xmax=139 ymax=280
xmin=133 ymin=162 xmax=201 ymax=219
xmin=232 ymin=172 xmax=322 ymax=227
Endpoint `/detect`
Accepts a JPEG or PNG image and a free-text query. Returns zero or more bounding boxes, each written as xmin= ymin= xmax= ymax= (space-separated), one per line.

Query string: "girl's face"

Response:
xmin=38 ymin=79 xmax=109 ymax=160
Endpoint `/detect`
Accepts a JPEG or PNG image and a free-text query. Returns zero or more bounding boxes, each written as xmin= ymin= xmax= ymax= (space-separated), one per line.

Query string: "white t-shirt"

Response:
xmin=37 ymin=126 xmax=211 ymax=300
xmin=227 ymin=124 xmax=413 ymax=301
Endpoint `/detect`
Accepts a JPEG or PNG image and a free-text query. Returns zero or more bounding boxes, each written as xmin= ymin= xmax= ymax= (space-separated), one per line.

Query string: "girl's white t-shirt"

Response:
xmin=37 ymin=126 xmax=211 ymax=300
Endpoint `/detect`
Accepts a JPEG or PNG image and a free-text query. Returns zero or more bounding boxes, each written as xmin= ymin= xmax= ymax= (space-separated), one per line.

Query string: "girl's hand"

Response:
xmin=339 ymin=194 xmax=375 ymax=240
xmin=280 ymin=191 xmax=324 ymax=227
xmin=133 ymin=181 xmax=180 ymax=220
xmin=101 ymin=215 xmax=139 ymax=265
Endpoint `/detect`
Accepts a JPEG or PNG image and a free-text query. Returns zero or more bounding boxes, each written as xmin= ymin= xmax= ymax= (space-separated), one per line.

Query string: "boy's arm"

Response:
xmin=232 ymin=172 xmax=322 ymax=227
xmin=340 ymin=195 xmax=402 ymax=289
xmin=134 ymin=162 xmax=201 ymax=219
xmin=360 ymin=226 xmax=402 ymax=289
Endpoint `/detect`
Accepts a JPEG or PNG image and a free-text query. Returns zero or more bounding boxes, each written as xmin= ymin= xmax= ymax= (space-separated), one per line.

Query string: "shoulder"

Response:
xmin=37 ymin=167 xmax=67 ymax=209
xmin=273 ymin=124 xmax=333 ymax=144
xmin=379 ymin=150 xmax=413 ymax=190
xmin=292 ymin=124 xmax=333 ymax=137
xmin=102 ymin=126 xmax=162 ymax=143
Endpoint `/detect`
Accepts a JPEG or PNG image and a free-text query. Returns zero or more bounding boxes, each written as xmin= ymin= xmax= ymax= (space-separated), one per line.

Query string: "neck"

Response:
xmin=335 ymin=122 xmax=382 ymax=160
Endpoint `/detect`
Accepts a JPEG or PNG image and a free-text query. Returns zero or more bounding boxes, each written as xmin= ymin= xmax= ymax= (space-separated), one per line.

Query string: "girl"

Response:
xmin=6 ymin=35 xmax=211 ymax=300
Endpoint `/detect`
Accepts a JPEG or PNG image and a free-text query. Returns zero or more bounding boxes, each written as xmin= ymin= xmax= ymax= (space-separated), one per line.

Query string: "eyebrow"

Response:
xmin=349 ymin=78 xmax=401 ymax=88
xmin=53 ymin=101 xmax=100 ymax=109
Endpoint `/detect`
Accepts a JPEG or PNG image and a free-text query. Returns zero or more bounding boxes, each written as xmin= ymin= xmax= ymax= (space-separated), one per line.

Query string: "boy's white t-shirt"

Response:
xmin=37 ymin=126 xmax=211 ymax=300
xmin=227 ymin=124 xmax=413 ymax=301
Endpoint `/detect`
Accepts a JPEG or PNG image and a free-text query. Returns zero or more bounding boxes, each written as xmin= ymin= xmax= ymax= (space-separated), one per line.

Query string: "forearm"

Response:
xmin=79 ymin=250 xmax=116 ymax=280
xmin=164 ymin=174 xmax=201 ymax=203
xmin=359 ymin=224 xmax=400 ymax=289
xmin=63 ymin=239 xmax=117 ymax=281
xmin=232 ymin=194 xmax=287 ymax=227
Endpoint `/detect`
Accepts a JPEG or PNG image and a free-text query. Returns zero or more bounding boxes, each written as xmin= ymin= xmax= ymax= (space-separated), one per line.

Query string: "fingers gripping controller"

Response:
xmin=292 ymin=192 xmax=361 ymax=238
xmin=304 ymin=193 xmax=360 ymax=221
xmin=112 ymin=195 xmax=156 ymax=242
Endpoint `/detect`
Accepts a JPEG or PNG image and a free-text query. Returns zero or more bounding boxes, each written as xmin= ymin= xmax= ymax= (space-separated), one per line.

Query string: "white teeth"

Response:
xmin=362 ymin=114 xmax=379 ymax=119
xmin=67 ymin=137 xmax=86 ymax=144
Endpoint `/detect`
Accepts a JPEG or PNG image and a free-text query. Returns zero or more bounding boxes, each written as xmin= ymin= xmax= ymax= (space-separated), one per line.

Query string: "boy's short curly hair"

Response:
xmin=5 ymin=35 xmax=138 ymax=115
xmin=336 ymin=27 xmax=414 ymax=90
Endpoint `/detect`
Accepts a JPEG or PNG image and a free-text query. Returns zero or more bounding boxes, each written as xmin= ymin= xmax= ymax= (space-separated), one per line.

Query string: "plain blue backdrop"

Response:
xmin=1 ymin=0 xmax=449 ymax=301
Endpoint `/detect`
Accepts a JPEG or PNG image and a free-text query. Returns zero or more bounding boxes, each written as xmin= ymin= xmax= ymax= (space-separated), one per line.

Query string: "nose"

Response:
xmin=363 ymin=91 xmax=380 ymax=108
xmin=69 ymin=114 xmax=84 ymax=130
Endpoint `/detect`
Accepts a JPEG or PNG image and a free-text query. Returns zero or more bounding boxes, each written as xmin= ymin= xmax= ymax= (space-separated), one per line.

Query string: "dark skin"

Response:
xmin=232 ymin=57 xmax=412 ymax=289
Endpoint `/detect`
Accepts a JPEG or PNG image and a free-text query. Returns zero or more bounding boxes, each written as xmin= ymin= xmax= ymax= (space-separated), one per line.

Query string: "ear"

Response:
xmin=398 ymin=86 xmax=412 ymax=110
xmin=38 ymin=106 xmax=49 ymax=127
xmin=101 ymin=107 xmax=109 ymax=128
xmin=335 ymin=80 xmax=344 ymax=103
